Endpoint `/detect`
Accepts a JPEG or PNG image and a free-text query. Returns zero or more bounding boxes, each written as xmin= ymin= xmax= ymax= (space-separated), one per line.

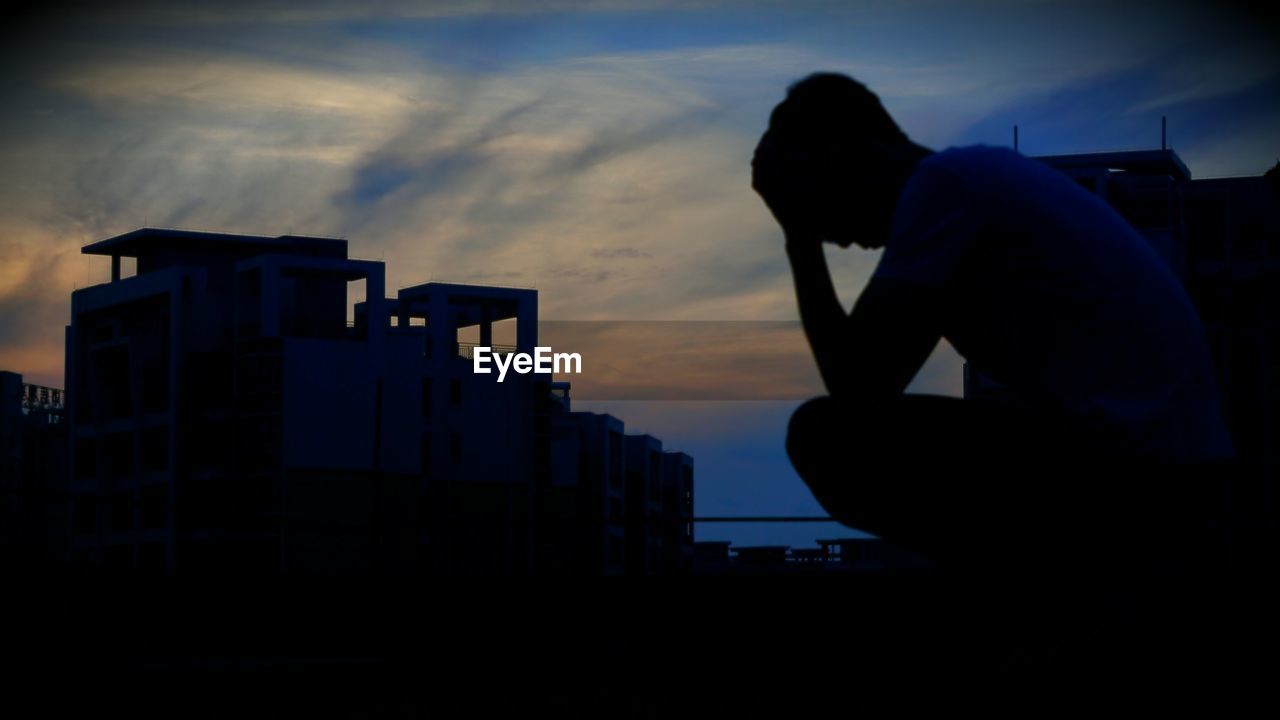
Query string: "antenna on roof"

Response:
xmin=1161 ymin=116 xmax=1167 ymax=151
xmin=1013 ymin=124 xmax=1019 ymax=152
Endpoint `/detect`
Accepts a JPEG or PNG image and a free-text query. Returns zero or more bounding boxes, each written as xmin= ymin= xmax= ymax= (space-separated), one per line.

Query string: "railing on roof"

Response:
xmin=398 ymin=279 xmax=537 ymax=292
xmin=455 ymin=342 xmax=518 ymax=359
xmin=695 ymin=516 xmax=834 ymax=522
xmin=22 ymin=383 xmax=65 ymax=413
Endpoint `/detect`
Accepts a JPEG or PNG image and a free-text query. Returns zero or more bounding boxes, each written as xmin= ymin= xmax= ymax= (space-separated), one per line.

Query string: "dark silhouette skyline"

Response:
xmin=46 ymin=227 xmax=695 ymax=578
xmin=4 ymin=137 xmax=1278 ymax=579
xmin=2 ymin=140 xmax=1278 ymax=717
xmin=2 ymin=2 xmax=1279 ymax=707
xmin=4 ymin=2 xmax=1279 ymax=558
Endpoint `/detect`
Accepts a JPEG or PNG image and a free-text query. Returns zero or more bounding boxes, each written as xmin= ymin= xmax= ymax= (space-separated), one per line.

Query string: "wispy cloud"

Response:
xmin=0 ymin=0 xmax=1275 ymax=397
xmin=70 ymin=0 xmax=727 ymax=26
xmin=6 ymin=0 xmax=1276 ymax=530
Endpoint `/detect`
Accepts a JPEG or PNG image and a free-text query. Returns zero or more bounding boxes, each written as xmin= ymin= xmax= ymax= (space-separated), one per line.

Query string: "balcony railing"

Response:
xmin=22 ymin=383 xmax=65 ymax=412
xmin=456 ymin=342 xmax=518 ymax=359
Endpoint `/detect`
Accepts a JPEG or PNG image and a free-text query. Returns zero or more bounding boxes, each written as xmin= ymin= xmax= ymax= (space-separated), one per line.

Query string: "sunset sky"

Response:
xmin=2 ymin=0 xmax=1277 ymax=545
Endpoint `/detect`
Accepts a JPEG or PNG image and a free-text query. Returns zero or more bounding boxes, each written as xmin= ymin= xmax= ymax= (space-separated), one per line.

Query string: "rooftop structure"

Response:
xmin=65 ymin=228 xmax=693 ymax=576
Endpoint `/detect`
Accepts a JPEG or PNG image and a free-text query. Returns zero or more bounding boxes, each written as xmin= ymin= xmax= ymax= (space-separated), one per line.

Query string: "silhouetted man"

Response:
xmin=753 ymin=73 xmax=1234 ymax=575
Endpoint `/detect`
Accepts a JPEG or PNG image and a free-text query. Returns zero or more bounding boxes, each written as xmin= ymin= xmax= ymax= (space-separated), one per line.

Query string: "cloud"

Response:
xmin=8 ymin=0 xmax=1270 ymax=544
xmin=954 ymin=57 xmax=1280 ymax=174
xmin=1 ymin=0 xmax=1276 ymax=397
xmin=62 ymin=0 xmax=727 ymax=26
xmin=0 ymin=234 xmax=79 ymax=387
xmin=308 ymin=43 xmax=833 ymax=322
xmin=1 ymin=30 xmax=833 ymax=380
xmin=590 ymin=247 xmax=651 ymax=259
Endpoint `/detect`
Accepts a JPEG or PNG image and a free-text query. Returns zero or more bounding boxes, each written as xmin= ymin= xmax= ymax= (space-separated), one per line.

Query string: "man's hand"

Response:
xmin=758 ymin=129 xmax=941 ymax=401
xmin=752 ymin=130 xmax=821 ymax=245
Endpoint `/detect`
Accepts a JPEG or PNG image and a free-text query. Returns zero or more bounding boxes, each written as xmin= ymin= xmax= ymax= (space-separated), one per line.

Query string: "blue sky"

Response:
xmin=1 ymin=0 xmax=1276 ymax=546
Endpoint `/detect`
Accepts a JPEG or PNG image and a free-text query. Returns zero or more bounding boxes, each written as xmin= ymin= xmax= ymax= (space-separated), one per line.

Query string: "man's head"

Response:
xmin=753 ymin=72 xmax=926 ymax=249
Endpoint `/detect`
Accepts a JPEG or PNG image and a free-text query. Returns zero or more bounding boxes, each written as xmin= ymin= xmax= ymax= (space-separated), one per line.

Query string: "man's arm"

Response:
xmin=786 ymin=235 xmax=942 ymax=402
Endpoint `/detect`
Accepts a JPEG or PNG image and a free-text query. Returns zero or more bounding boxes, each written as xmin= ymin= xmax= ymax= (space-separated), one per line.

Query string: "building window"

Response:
xmin=1187 ymin=193 xmax=1228 ymax=262
xmin=108 ymin=491 xmax=133 ymax=532
xmin=93 ymin=345 xmax=133 ymax=419
xmin=141 ymin=426 xmax=169 ymax=471
xmin=72 ymin=496 xmax=96 ymax=535
xmin=608 ymin=537 xmax=623 ymax=568
xmin=184 ymin=480 xmax=212 ymax=529
xmin=608 ymin=432 xmax=623 ymax=489
xmin=140 ymin=333 xmax=170 ymax=414
xmin=89 ymin=319 xmax=114 ymax=344
xmin=648 ymin=451 xmax=661 ymax=502
xmin=74 ymin=438 xmax=97 ymax=479
xmin=104 ymin=431 xmax=134 ymax=478
xmin=534 ymin=441 xmax=550 ymax=487
xmin=140 ymin=543 xmax=166 ymax=573
xmin=70 ymin=548 xmax=93 ymax=570
xmin=103 ymin=544 xmax=132 ymax=571
xmin=141 ymin=484 xmax=167 ymax=529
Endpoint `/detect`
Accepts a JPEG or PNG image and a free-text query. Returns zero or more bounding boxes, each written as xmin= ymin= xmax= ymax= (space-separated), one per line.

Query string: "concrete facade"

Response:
xmin=64 ymin=228 xmax=694 ymax=576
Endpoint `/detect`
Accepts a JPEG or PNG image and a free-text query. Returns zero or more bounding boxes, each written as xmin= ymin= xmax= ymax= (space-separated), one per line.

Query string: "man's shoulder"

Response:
xmin=919 ymin=144 xmax=1029 ymax=178
xmin=909 ymin=144 xmax=1089 ymax=211
xmin=894 ymin=145 xmax=1018 ymax=217
xmin=899 ymin=145 xmax=1022 ymax=205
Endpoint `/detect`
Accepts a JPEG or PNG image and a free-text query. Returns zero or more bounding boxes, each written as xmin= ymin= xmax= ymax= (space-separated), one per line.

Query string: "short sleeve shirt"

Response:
xmin=874 ymin=145 xmax=1234 ymax=462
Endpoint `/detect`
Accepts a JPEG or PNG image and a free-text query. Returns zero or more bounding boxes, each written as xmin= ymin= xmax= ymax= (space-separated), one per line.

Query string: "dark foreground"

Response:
xmin=5 ymin=571 xmax=1278 ymax=717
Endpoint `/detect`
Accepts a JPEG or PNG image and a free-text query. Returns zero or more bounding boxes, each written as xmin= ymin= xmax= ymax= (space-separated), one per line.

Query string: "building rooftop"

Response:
xmin=82 ymin=227 xmax=348 ymax=260
xmin=1034 ymin=148 xmax=1191 ymax=183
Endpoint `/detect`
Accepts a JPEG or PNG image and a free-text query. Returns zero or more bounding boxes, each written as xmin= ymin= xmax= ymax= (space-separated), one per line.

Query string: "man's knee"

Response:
xmin=786 ymin=396 xmax=836 ymax=471
xmin=787 ymin=397 xmax=907 ymax=540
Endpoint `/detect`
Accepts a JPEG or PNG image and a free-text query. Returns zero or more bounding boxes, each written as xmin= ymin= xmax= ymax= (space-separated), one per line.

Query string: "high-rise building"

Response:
xmin=624 ymin=433 xmax=665 ymax=576
xmin=541 ymin=400 xmax=629 ymax=575
xmin=65 ymin=228 xmax=693 ymax=576
xmin=660 ymin=450 xmax=695 ymax=575
xmin=967 ymin=149 xmax=1280 ymax=570
xmin=0 ymin=372 xmax=67 ymax=572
